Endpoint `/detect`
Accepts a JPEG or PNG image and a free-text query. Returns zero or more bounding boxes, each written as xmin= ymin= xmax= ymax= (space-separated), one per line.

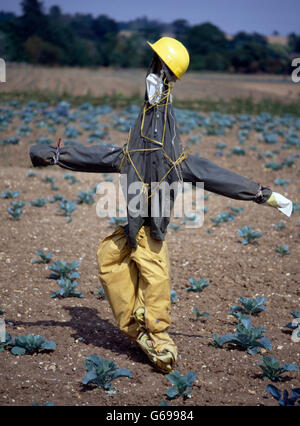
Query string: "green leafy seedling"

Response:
xmin=94 ymin=285 xmax=106 ymax=299
xmin=32 ymin=249 xmax=53 ymax=264
xmin=48 ymin=194 xmax=64 ymax=203
xmin=63 ymin=173 xmax=79 ymax=185
xmin=82 ymin=354 xmax=132 ymax=392
xmin=8 ymin=200 xmax=25 ymax=220
xmin=27 ymin=170 xmax=38 ymax=177
xmin=166 ymin=370 xmax=197 ymax=400
xmin=108 ymin=216 xmax=127 ymax=227
xmin=158 ymin=400 xmax=171 ymax=406
xmin=76 ymin=190 xmax=95 ymax=205
xmin=168 ymin=223 xmax=183 ymax=232
xmin=50 ymin=182 xmax=59 ymax=191
xmin=210 ymin=211 xmax=235 ymax=226
xmin=273 ymin=221 xmax=286 ymax=230
xmin=212 ymin=317 xmax=272 ymax=355
xmin=10 ymin=334 xmax=56 ymax=355
xmin=229 ymin=296 xmax=266 ymax=317
xmin=186 ymin=278 xmax=211 ymax=293
xmin=258 ymin=356 xmax=298 ymax=382
xmin=42 ymin=176 xmax=56 ymax=184
xmin=275 ymin=244 xmax=290 ymax=256
xmin=192 ymin=308 xmax=209 ymax=321
xmin=50 ymin=278 xmax=83 ymax=298
xmin=274 ymin=178 xmax=291 ymax=190
xmin=238 ymin=226 xmax=262 ymax=245
xmin=170 ymin=290 xmax=179 ymax=304
xmin=48 ymin=260 xmax=80 ymax=281
xmin=267 ymin=385 xmax=300 ymax=406
xmin=1 ymin=190 xmax=19 ymax=199
xmin=292 ymin=202 xmax=300 ymax=214
xmin=55 ymin=199 xmax=77 ymax=223
xmin=32 ymin=402 xmax=55 ymax=406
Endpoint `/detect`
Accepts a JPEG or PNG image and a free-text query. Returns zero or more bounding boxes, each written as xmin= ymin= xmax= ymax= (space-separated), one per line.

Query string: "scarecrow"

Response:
xmin=30 ymin=37 xmax=292 ymax=374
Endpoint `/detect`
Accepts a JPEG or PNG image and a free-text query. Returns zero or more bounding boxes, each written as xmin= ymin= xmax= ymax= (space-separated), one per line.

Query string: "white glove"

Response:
xmin=266 ymin=192 xmax=293 ymax=217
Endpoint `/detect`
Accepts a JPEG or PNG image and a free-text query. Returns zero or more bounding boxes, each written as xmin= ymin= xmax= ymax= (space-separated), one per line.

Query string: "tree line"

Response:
xmin=0 ymin=0 xmax=299 ymax=73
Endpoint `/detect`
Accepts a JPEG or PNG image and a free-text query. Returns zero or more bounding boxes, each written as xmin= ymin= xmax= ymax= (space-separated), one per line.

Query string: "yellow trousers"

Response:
xmin=97 ymin=225 xmax=177 ymax=358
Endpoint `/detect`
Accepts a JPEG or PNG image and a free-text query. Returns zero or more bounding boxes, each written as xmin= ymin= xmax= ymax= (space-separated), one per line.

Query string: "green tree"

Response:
xmin=230 ymin=31 xmax=267 ymax=49
xmin=186 ymin=22 xmax=229 ymax=70
xmin=24 ymin=35 xmax=63 ymax=64
xmin=288 ymin=32 xmax=300 ymax=53
xmin=92 ymin=14 xmax=118 ymax=40
xmin=20 ymin=0 xmax=48 ymax=39
xmin=70 ymin=13 xmax=95 ymax=40
xmin=186 ymin=22 xmax=228 ymax=56
xmin=172 ymin=19 xmax=189 ymax=41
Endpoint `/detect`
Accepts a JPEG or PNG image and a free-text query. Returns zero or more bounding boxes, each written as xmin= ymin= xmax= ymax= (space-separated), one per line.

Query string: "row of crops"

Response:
xmin=0 ymin=98 xmax=300 ymax=143
xmin=1 ymin=98 xmax=299 ymax=406
xmin=0 ymin=97 xmax=299 ymax=250
xmin=1 ymin=251 xmax=299 ymax=405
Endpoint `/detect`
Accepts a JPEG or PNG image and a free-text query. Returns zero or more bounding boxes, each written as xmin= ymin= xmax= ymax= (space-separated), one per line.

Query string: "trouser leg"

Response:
xmin=97 ymin=226 xmax=140 ymax=341
xmin=131 ymin=227 xmax=177 ymax=366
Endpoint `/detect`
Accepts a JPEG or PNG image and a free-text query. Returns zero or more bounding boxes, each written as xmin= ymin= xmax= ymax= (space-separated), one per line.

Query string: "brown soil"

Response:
xmin=0 ymin=106 xmax=299 ymax=407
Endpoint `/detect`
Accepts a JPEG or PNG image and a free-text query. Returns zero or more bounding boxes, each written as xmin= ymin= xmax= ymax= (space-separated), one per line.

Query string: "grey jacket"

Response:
xmin=29 ymin=142 xmax=271 ymax=247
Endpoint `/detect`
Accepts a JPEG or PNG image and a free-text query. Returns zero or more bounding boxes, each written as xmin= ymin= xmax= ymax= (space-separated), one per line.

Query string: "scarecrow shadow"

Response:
xmin=63 ymin=306 xmax=144 ymax=363
xmin=170 ymin=331 xmax=208 ymax=339
xmin=6 ymin=306 xmax=144 ymax=363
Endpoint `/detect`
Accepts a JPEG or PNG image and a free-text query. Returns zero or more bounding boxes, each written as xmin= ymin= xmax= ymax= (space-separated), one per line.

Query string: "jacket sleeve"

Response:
xmin=181 ymin=154 xmax=272 ymax=203
xmin=29 ymin=143 xmax=124 ymax=173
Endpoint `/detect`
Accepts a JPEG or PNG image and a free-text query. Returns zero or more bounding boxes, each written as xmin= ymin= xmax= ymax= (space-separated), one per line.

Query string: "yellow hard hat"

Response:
xmin=147 ymin=37 xmax=189 ymax=80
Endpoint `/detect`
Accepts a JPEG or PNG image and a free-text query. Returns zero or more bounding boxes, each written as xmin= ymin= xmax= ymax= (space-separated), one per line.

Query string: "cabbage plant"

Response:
xmin=229 ymin=296 xmax=266 ymax=317
xmin=212 ymin=317 xmax=272 ymax=355
xmin=238 ymin=226 xmax=262 ymax=245
xmin=186 ymin=278 xmax=210 ymax=293
xmin=1 ymin=190 xmax=19 ymax=199
xmin=267 ymin=385 xmax=300 ymax=406
xmin=10 ymin=334 xmax=56 ymax=355
xmin=50 ymin=278 xmax=83 ymax=298
xmin=48 ymin=260 xmax=80 ymax=281
xmin=275 ymin=244 xmax=290 ymax=256
xmin=55 ymin=199 xmax=77 ymax=222
xmin=258 ymin=356 xmax=298 ymax=382
xmin=82 ymin=354 xmax=132 ymax=391
xmin=166 ymin=370 xmax=197 ymax=400
xmin=32 ymin=249 xmax=53 ymax=264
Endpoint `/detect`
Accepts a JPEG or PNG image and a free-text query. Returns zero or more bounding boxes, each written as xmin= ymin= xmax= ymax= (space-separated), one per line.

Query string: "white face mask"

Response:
xmin=146 ymin=73 xmax=164 ymax=105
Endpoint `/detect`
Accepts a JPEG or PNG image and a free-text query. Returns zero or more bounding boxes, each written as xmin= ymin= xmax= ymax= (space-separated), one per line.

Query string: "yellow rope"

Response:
xmin=127 ymin=147 xmax=161 ymax=153
xmin=140 ymin=79 xmax=171 ymax=146
xmin=118 ymin=78 xmax=189 ymax=199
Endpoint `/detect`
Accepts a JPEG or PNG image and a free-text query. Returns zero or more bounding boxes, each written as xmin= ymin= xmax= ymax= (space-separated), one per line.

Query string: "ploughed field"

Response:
xmin=0 ymin=97 xmax=299 ymax=406
xmin=3 ymin=63 xmax=300 ymax=102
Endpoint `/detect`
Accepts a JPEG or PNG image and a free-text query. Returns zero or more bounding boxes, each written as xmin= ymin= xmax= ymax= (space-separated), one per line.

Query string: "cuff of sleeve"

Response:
xmin=254 ymin=185 xmax=272 ymax=204
xmin=29 ymin=145 xmax=57 ymax=167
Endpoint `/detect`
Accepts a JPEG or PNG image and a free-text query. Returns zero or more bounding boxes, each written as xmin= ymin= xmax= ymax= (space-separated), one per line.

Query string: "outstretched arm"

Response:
xmin=181 ymin=154 xmax=292 ymax=216
xmin=29 ymin=143 xmax=124 ymax=174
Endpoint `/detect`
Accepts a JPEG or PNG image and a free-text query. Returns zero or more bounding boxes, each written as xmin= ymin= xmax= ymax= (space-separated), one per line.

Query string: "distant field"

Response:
xmin=2 ymin=62 xmax=300 ymax=104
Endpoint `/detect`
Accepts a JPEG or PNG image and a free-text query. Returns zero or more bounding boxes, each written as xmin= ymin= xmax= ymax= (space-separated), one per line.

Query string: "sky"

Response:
xmin=0 ymin=0 xmax=300 ymax=35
